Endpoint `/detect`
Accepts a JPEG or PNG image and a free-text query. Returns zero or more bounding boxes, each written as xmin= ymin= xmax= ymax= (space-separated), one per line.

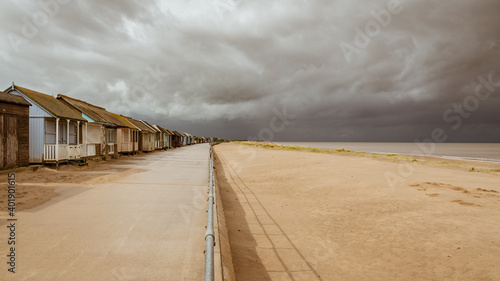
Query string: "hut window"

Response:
xmin=69 ymin=122 xmax=77 ymax=145
xmin=45 ymin=120 xmax=56 ymax=144
xmin=59 ymin=124 xmax=67 ymax=144
xmin=105 ymin=129 xmax=116 ymax=144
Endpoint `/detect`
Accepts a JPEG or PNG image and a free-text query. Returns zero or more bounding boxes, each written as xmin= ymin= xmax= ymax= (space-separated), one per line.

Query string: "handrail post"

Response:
xmin=204 ymin=145 xmax=215 ymax=281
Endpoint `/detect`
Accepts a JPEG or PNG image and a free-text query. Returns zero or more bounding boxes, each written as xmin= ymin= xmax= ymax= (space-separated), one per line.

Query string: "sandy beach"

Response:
xmin=214 ymin=142 xmax=500 ymax=281
xmin=0 ymin=156 xmax=147 ymax=222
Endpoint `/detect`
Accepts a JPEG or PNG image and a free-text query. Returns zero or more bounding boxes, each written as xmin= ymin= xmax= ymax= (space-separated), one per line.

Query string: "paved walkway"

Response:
xmin=3 ymin=144 xmax=210 ymax=280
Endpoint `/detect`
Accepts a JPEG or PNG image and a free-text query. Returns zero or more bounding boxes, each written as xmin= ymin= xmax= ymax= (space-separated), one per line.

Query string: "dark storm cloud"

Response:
xmin=1 ymin=0 xmax=499 ymax=141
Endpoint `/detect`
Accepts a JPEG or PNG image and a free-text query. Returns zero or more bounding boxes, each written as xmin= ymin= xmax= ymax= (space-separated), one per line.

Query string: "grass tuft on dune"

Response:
xmin=236 ymin=141 xmax=354 ymax=154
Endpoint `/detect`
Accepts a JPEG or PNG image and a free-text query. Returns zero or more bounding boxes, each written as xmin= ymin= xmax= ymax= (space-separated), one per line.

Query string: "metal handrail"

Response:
xmin=204 ymin=146 xmax=215 ymax=281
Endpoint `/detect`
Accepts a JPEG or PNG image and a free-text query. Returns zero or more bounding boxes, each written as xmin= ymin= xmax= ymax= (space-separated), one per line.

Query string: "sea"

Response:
xmin=274 ymin=142 xmax=500 ymax=162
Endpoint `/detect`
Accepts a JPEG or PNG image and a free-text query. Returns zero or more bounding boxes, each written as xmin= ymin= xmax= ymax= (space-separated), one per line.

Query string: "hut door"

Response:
xmin=5 ymin=115 xmax=18 ymax=168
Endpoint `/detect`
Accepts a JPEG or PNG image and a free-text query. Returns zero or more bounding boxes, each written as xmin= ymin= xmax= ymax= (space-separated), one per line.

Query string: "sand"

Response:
xmin=0 ymin=156 xmax=142 ymax=218
xmin=214 ymin=143 xmax=500 ymax=281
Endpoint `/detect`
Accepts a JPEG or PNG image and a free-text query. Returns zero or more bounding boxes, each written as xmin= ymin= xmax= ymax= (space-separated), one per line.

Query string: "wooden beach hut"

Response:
xmin=172 ymin=131 xmax=178 ymax=147
xmin=57 ymin=94 xmax=111 ymax=159
xmin=157 ymin=126 xmax=171 ymax=149
xmin=124 ymin=117 xmax=155 ymax=152
xmin=174 ymin=131 xmax=182 ymax=147
xmin=180 ymin=132 xmax=186 ymax=146
xmin=182 ymin=132 xmax=190 ymax=146
xmin=153 ymin=125 xmax=169 ymax=149
xmin=57 ymin=95 xmax=137 ymax=158
xmin=109 ymin=113 xmax=139 ymax=155
xmin=117 ymin=115 xmax=140 ymax=155
xmin=140 ymin=121 xmax=162 ymax=150
xmin=90 ymin=109 xmax=133 ymax=157
xmin=79 ymin=106 xmax=117 ymax=157
xmin=161 ymin=126 xmax=170 ymax=149
xmin=166 ymin=129 xmax=175 ymax=148
xmin=151 ymin=124 xmax=165 ymax=150
xmin=172 ymin=131 xmax=183 ymax=147
xmin=6 ymin=85 xmax=87 ymax=165
xmin=162 ymin=128 xmax=174 ymax=149
xmin=0 ymin=91 xmax=31 ymax=169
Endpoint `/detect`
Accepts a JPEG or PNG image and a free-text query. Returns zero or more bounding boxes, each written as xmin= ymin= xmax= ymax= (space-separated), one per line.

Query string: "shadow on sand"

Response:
xmin=214 ymin=150 xmax=323 ymax=281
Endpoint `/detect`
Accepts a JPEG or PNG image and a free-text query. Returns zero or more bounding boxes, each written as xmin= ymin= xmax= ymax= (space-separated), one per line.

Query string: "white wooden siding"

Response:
xmin=8 ymin=89 xmax=52 ymax=117
xmin=29 ymin=118 xmax=44 ymax=163
xmin=87 ymin=124 xmax=102 ymax=143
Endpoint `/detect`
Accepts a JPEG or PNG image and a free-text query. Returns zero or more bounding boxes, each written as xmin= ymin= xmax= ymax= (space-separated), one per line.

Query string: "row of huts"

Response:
xmin=0 ymin=83 xmax=214 ymax=169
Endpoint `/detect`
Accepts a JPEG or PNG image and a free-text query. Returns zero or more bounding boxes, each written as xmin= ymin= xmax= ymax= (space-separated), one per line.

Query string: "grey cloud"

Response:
xmin=1 ymin=0 xmax=499 ymax=141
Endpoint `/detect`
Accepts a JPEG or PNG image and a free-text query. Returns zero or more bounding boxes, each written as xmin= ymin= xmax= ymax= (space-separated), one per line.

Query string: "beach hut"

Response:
xmin=155 ymin=126 xmax=171 ymax=149
xmin=162 ymin=126 xmax=170 ymax=149
xmin=0 ymin=91 xmax=31 ymax=169
xmin=182 ymin=132 xmax=191 ymax=145
xmin=163 ymin=129 xmax=174 ymax=149
xmin=167 ymin=129 xmax=175 ymax=148
xmin=118 ymin=115 xmax=140 ymax=154
xmin=140 ymin=121 xmax=161 ymax=150
xmin=57 ymin=95 xmax=137 ymax=158
xmin=6 ymin=85 xmax=87 ymax=164
xmin=57 ymin=94 xmax=110 ymax=159
xmin=176 ymin=132 xmax=184 ymax=146
xmin=151 ymin=124 xmax=165 ymax=150
xmin=124 ymin=117 xmax=155 ymax=152
xmin=160 ymin=128 xmax=171 ymax=149
xmin=171 ymin=131 xmax=182 ymax=147
xmin=177 ymin=131 xmax=185 ymax=147
xmin=108 ymin=113 xmax=139 ymax=155
xmin=78 ymin=106 xmax=120 ymax=158
xmin=180 ymin=133 xmax=186 ymax=146
xmin=160 ymin=127 xmax=173 ymax=149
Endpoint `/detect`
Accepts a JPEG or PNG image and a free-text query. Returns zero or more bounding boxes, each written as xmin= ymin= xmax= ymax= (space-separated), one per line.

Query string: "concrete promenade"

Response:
xmin=2 ymin=143 xmax=210 ymax=280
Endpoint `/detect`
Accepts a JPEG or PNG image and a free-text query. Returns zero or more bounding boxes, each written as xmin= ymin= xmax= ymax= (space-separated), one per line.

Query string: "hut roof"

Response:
xmin=57 ymin=94 xmax=132 ymax=128
xmin=10 ymin=85 xmax=85 ymax=121
xmin=57 ymin=94 xmax=112 ymax=125
xmin=140 ymin=120 xmax=159 ymax=132
xmin=151 ymin=124 xmax=161 ymax=132
xmin=0 ymin=91 xmax=31 ymax=106
xmin=109 ymin=113 xmax=138 ymax=129
xmin=156 ymin=126 xmax=169 ymax=134
xmin=58 ymin=94 xmax=135 ymax=129
xmin=123 ymin=117 xmax=155 ymax=133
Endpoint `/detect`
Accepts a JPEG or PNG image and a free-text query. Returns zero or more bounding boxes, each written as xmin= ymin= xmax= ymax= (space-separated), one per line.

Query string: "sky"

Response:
xmin=1 ymin=0 xmax=499 ymax=142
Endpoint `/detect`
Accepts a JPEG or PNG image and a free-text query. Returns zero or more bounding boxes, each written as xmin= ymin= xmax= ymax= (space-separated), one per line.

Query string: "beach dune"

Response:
xmin=214 ymin=142 xmax=500 ymax=281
